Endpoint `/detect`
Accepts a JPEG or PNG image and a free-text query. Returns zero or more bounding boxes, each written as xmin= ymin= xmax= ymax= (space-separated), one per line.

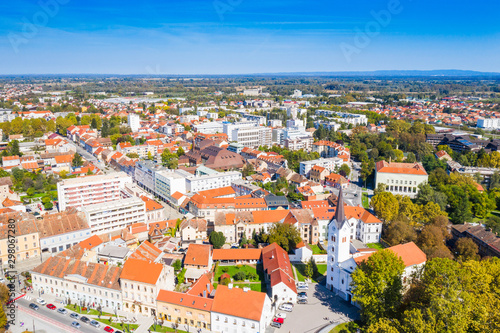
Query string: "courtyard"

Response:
xmin=213 ymin=263 xmax=267 ymax=293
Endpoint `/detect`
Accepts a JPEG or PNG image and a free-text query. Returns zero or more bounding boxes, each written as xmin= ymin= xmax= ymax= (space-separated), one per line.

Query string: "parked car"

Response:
xmin=80 ymin=316 xmax=90 ymax=324
xmin=296 ymin=282 xmax=308 ymax=290
xmin=29 ymin=303 xmax=39 ymax=310
xmin=71 ymin=321 xmax=81 ymax=329
xmin=278 ymin=303 xmax=293 ymax=312
xmin=275 ymin=313 xmax=287 ymax=319
xmin=36 ymin=298 xmax=46 ymax=305
xmin=270 ymin=321 xmax=282 ymax=328
xmin=104 ymin=326 xmax=115 ymax=333
xmin=273 ymin=317 xmax=284 ymax=324
xmin=90 ymin=320 xmax=100 ymax=328
xmin=297 ymin=299 xmax=308 ymax=304
xmin=57 ymin=308 xmax=68 ymax=315
xmin=46 ymin=304 xmax=56 ymax=310
xmin=298 ymin=291 xmax=308 ymax=300
xmin=70 ymin=313 xmax=80 ymax=319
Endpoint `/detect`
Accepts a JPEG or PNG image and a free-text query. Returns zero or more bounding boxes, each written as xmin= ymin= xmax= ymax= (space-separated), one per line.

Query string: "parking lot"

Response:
xmin=268 ymin=283 xmax=359 ymax=333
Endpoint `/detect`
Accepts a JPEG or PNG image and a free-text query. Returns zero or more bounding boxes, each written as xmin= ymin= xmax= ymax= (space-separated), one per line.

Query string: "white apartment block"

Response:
xmin=80 ymin=196 xmax=146 ymax=234
xmin=128 ymin=113 xmax=141 ymax=132
xmin=315 ymin=110 xmax=368 ymax=126
xmin=193 ymin=121 xmax=224 ymax=134
xmin=223 ymin=121 xmax=260 ymax=141
xmin=299 ymin=157 xmax=344 ymax=177
xmin=57 ymin=172 xmax=132 ymax=211
xmin=186 ymin=171 xmax=242 ymax=193
xmin=231 ymin=127 xmax=272 ymax=148
xmin=284 ymin=137 xmax=314 ymax=151
xmin=477 ymin=118 xmax=500 ymax=129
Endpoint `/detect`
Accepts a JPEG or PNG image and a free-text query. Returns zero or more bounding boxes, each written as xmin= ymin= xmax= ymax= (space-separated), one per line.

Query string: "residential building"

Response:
xmin=155 ymin=170 xmax=187 ymax=202
xmin=261 ymin=243 xmax=297 ymax=305
xmin=141 ymin=196 xmax=166 ymax=223
xmin=179 ymin=218 xmax=208 ymax=242
xmin=36 ymin=209 xmax=91 ymax=253
xmin=120 ymin=258 xmax=175 ymax=317
xmin=134 ymin=160 xmax=165 ymax=194
xmin=375 ymin=161 xmax=428 ymax=198
xmin=184 ymin=244 xmax=213 ymax=271
xmin=80 ymin=196 xmax=146 ymax=234
xmin=57 ymin=172 xmax=132 ymax=211
xmin=31 ymin=256 xmax=123 ymax=311
xmin=156 ymin=289 xmax=213 ymax=330
xmin=128 ymin=113 xmax=141 ymax=133
xmin=0 ymin=212 xmax=40 ymax=266
xmin=186 ymin=171 xmax=242 ymax=194
xmin=309 ymin=165 xmax=330 ymax=183
xmin=299 ymin=157 xmax=344 ymax=177
xmin=451 ymin=223 xmax=500 ymax=258
xmin=477 ymin=117 xmax=500 ymax=129
xmin=211 ymin=285 xmax=273 ymax=333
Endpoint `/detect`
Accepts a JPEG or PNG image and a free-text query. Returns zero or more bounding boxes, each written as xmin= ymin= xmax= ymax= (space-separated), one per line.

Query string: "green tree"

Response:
xmin=9 ymin=140 xmax=21 ymax=156
xmin=176 ymin=147 xmax=185 ymax=157
xmin=172 ymin=259 xmax=182 ymax=271
xmin=371 ymin=192 xmax=399 ymax=222
xmin=265 ymin=223 xmax=301 ymax=253
xmin=90 ymin=117 xmax=98 ymax=129
xmin=72 ymin=153 xmax=83 ymax=167
xmin=339 ymin=164 xmax=351 ymax=178
xmin=351 ymin=249 xmax=405 ymax=324
xmin=454 ymin=238 xmax=479 ymax=261
xmin=101 ymin=119 xmax=109 ymax=137
xmin=27 ymin=187 xmax=35 ymax=197
xmin=209 ymin=231 xmax=226 ymax=249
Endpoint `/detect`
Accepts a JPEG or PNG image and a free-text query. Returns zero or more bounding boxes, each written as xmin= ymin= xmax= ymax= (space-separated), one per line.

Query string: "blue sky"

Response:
xmin=0 ymin=0 xmax=499 ymax=74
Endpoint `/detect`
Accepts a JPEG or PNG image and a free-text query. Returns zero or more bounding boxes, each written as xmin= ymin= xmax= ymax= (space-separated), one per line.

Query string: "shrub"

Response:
xmin=221 ymin=267 xmax=229 ymax=273
xmin=233 ymin=271 xmax=247 ymax=281
xmin=220 ymin=277 xmax=230 ymax=286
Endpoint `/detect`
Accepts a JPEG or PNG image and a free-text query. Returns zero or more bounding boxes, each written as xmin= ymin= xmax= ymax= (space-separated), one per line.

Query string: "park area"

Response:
xmin=213 ymin=264 xmax=267 ymax=292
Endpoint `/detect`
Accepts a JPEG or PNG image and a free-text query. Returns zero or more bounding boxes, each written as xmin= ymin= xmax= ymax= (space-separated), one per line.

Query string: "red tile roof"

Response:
xmin=354 ymin=242 xmax=426 ymax=267
xmin=212 ymin=249 xmax=262 ymax=261
xmin=120 ymin=258 xmax=164 ymax=285
xmin=376 ymin=161 xmax=427 ymax=176
xmin=184 ymin=244 xmax=212 ymax=267
xmin=212 ymin=285 xmax=267 ymax=321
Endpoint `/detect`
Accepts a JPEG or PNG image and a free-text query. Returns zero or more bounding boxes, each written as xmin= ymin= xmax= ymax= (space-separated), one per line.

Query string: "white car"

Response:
xmin=278 ymin=303 xmax=293 ymax=312
xmin=275 ymin=313 xmax=287 ymax=319
xmin=36 ymin=298 xmax=46 ymax=305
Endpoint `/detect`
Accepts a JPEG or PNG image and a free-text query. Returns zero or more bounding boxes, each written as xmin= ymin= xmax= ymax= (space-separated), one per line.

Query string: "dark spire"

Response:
xmin=335 ymin=187 xmax=346 ymax=228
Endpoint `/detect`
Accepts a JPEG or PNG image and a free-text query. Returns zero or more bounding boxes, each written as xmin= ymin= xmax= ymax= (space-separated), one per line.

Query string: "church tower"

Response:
xmin=326 ymin=188 xmax=351 ymax=292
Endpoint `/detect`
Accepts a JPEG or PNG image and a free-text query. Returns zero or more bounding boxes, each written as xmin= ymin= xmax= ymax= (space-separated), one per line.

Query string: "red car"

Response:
xmin=46 ymin=304 xmax=56 ymax=310
xmin=273 ymin=317 xmax=284 ymax=324
xmin=104 ymin=326 xmax=114 ymax=333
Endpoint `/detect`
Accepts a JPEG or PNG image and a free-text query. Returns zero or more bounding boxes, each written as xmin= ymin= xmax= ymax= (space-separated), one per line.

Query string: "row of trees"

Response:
xmin=352 ymin=251 xmax=500 ymax=332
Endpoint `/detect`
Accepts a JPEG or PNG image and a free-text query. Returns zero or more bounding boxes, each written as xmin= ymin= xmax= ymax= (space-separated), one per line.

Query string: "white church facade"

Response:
xmin=326 ymin=188 xmax=427 ymax=303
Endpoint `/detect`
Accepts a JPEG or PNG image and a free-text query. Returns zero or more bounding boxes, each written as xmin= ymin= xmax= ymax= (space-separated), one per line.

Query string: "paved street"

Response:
xmin=270 ymin=283 xmax=359 ymax=333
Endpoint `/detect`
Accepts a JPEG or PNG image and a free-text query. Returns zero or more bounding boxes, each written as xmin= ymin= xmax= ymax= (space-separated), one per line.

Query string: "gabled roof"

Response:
xmin=79 ymin=235 xmax=103 ymax=250
xmin=184 ymin=244 xmax=212 ymax=267
xmin=353 ymin=242 xmax=427 ymax=267
xmin=211 ymin=285 xmax=267 ymax=321
xmin=375 ymin=161 xmax=428 ymax=176
xmin=120 ymin=258 xmax=163 ymax=285
xmin=157 ymin=289 xmax=213 ymax=311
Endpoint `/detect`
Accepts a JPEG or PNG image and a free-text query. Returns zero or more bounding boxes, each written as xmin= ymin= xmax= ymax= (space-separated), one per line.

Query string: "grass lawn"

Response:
xmin=309 ymin=244 xmax=327 ymax=254
xmin=213 ymin=281 xmax=266 ymax=292
xmin=293 ymin=265 xmax=306 ymax=282
xmin=293 ymin=264 xmax=326 ymax=283
xmin=329 ymin=321 xmax=361 ymax=333
xmin=362 ymin=192 xmax=369 ymax=209
xmin=65 ymin=304 xmax=113 ymax=316
xmin=472 ymin=210 xmax=500 ymax=223
xmin=95 ymin=318 xmax=139 ymax=331
xmin=316 ymin=264 xmax=327 ymax=275
xmin=150 ymin=324 xmax=190 ymax=333
xmin=214 ymin=264 xmax=263 ymax=283
xmin=366 ymin=243 xmax=384 ymax=250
